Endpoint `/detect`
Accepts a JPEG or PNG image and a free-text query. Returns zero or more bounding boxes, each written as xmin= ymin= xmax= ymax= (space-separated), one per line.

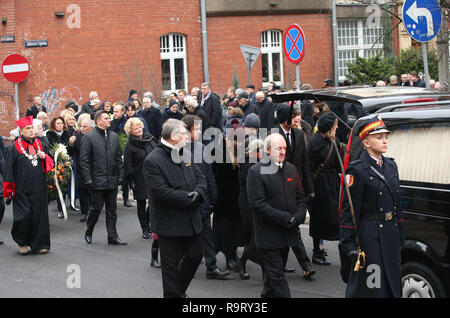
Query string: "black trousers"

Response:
xmin=122 ymin=183 xmax=129 ymax=201
xmin=260 ymin=247 xmax=291 ymax=298
xmin=201 ymin=216 xmax=218 ymax=271
xmin=158 ymin=234 xmax=203 ymax=298
xmin=0 ymin=196 xmax=4 ymax=225
xmin=78 ymin=188 xmax=90 ymax=216
xmin=86 ymin=189 xmax=118 ymax=239
xmin=137 ymin=200 xmax=150 ymax=233
xmin=290 ymin=228 xmax=312 ymax=271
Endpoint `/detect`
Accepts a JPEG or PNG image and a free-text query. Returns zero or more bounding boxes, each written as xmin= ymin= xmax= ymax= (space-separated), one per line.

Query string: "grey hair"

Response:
xmin=255 ymin=91 xmax=265 ymax=99
xmin=264 ymin=133 xmax=284 ymax=153
xmin=184 ymin=95 xmax=198 ymax=108
xmin=161 ymin=119 xmax=186 ymax=141
xmin=89 ymin=91 xmax=98 ymax=99
xmin=389 ymin=75 xmax=397 ymax=82
xmin=143 ymin=91 xmax=153 ymax=100
xmin=33 ymin=119 xmax=43 ymax=129
xmin=36 ymin=111 xmax=47 ymax=119
xmin=201 ymin=82 xmax=211 ymax=88
xmin=235 ymin=88 xmax=244 ymax=96
xmin=80 ymin=117 xmax=94 ymax=128
xmin=248 ymin=138 xmax=264 ymax=155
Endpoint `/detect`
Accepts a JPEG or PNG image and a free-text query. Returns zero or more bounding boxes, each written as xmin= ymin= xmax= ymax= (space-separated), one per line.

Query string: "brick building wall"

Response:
xmin=1 ymin=0 xmax=334 ymax=138
xmin=207 ymin=14 xmax=333 ymax=95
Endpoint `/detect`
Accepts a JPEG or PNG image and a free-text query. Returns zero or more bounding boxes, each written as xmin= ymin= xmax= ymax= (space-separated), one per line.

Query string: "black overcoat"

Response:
xmin=275 ymin=126 xmax=314 ymax=196
xmin=307 ymin=133 xmax=342 ymax=240
xmin=79 ymin=127 xmax=123 ymax=190
xmin=247 ymin=161 xmax=308 ymax=250
xmin=142 ymin=142 xmax=207 ymax=237
xmin=340 ymin=151 xmax=405 ymax=298
xmin=123 ymin=133 xmax=157 ymax=200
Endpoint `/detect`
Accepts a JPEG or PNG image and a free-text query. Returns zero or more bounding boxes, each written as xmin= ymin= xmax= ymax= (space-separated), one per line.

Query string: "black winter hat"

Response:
xmin=317 ymin=112 xmax=336 ymax=133
xmin=129 ymin=89 xmax=137 ymax=97
xmin=244 ymin=113 xmax=260 ymax=128
xmin=276 ymin=104 xmax=291 ymax=124
xmin=237 ymin=92 xmax=249 ymax=100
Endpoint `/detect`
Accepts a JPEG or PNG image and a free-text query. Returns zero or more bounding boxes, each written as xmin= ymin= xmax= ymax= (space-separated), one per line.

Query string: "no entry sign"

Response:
xmin=2 ymin=54 xmax=30 ymax=83
xmin=283 ymin=24 xmax=306 ymax=64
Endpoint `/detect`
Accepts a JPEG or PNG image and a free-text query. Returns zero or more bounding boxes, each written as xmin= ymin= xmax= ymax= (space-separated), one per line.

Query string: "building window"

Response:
xmin=337 ymin=20 xmax=383 ymax=80
xmin=160 ymin=33 xmax=187 ymax=95
xmin=261 ymin=30 xmax=284 ymax=86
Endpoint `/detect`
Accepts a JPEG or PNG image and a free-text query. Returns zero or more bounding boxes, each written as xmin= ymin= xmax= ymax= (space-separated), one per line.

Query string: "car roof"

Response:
xmin=357 ymin=108 xmax=450 ymax=128
xmin=271 ymin=86 xmax=450 ymax=112
xmin=376 ymin=101 xmax=450 ymax=113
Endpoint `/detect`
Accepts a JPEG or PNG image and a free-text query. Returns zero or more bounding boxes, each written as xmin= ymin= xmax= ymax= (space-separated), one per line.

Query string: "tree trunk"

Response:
xmin=437 ymin=8 xmax=449 ymax=88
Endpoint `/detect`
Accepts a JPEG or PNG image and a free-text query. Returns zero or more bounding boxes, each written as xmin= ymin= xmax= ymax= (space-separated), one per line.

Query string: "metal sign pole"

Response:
xmin=296 ymin=63 xmax=301 ymax=91
xmin=422 ymin=42 xmax=430 ymax=88
xmin=14 ymin=83 xmax=19 ymax=120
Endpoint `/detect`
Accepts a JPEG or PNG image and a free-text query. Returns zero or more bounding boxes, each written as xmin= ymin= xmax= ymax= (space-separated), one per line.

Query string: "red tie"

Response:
xmin=378 ymin=159 xmax=382 ymax=167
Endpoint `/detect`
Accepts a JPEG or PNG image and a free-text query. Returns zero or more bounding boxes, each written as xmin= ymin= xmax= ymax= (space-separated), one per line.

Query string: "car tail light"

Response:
xmin=401 ymin=98 xmax=437 ymax=104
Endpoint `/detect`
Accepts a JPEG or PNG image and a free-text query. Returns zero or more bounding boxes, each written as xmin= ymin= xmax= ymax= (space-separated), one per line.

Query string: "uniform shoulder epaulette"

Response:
xmin=349 ymin=159 xmax=363 ymax=166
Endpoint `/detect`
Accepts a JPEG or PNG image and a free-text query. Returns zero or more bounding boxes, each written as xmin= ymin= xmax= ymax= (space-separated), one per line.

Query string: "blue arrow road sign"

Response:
xmin=403 ymin=0 xmax=442 ymax=42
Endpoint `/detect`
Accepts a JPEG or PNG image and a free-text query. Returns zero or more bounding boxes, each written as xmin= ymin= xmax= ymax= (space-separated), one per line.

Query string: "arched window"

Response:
xmin=160 ymin=33 xmax=187 ymax=94
xmin=261 ymin=30 xmax=284 ymax=86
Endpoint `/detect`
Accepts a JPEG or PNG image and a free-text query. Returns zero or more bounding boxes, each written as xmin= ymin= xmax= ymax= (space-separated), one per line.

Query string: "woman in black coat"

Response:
xmin=212 ymin=127 xmax=245 ymax=273
xmin=123 ymin=117 xmax=160 ymax=267
xmin=123 ymin=117 xmax=157 ymax=237
xmin=307 ymin=112 xmax=343 ymax=265
xmin=67 ymin=117 xmax=93 ymax=221
xmin=46 ymin=116 xmax=70 ymax=218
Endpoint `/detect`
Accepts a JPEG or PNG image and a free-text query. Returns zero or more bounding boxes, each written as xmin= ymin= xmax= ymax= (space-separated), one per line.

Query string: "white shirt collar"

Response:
xmin=161 ymin=138 xmax=177 ymax=150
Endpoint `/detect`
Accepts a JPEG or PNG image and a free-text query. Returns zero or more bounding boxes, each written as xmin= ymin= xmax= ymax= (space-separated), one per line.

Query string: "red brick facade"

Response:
xmin=0 ymin=0 xmax=333 ymax=137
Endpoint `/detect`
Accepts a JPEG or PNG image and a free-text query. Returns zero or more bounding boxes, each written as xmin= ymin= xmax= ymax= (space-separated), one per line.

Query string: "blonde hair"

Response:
xmin=64 ymin=112 xmax=77 ymax=130
xmin=124 ymin=117 xmax=144 ymax=136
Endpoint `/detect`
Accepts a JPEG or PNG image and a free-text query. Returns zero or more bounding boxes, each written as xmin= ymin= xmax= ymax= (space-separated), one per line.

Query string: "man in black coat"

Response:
xmin=25 ymin=96 xmax=47 ymax=118
xmin=182 ymin=115 xmax=230 ymax=280
xmin=275 ymin=104 xmax=314 ymax=197
xmin=237 ymin=92 xmax=259 ymax=118
xmin=143 ymin=118 xmax=207 ymax=298
xmin=141 ymin=97 xmax=163 ymax=140
xmin=247 ymin=133 xmax=308 ymax=298
xmin=79 ymin=110 xmax=126 ymax=246
xmin=255 ymin=91 xmax=275 ymax=131
xmin=78 ymin=91 xmax=99 ymax=120
xmin=200 ymin=82 xmax=222 ymax=132
xmin=0 ymin=144 xmax=5 ymax=245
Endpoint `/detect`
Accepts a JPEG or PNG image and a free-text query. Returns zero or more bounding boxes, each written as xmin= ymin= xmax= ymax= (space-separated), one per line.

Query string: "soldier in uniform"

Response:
xmin=340 ymin=116 xmax=405 ymax=298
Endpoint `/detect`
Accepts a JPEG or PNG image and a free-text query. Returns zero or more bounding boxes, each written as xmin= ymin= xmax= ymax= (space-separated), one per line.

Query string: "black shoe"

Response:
xmin=239 ymin=270 xmax=250 ymax=280
xmin=284 ymin=267 xmax=296 ymax=273
xmin=312 ymin=249 xmax=331 ymax=265
xmin=206 ymin=268 xmax=231 ymax=280
xmin=0 ymin=238 xmax=3 ymax=245
xmin=57 ymin=211 xmax=64 ymax=219
xmin=142 ymin=231 xmax=151 ymax=239
xmin=226 ymin=260 xmax=241 ymax=273
xmin=123 ymin=200 xmax=132 ymax=207
xmin=80 ymin=214 xmax=87 ymax=222
xmin=303 ymin=266 xmax=316 ymax=280
xmin=84 ymin=232 xmax=92 ymax=244
xmin=108 ymin=237 xmax=127 ymax=245
xmin=150 ymin=258 xmax=161 ymax=268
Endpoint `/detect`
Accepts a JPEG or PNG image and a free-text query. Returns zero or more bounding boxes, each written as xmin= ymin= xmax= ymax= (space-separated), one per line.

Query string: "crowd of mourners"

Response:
xmin=0 ymin=77 xmax=408 ymax=298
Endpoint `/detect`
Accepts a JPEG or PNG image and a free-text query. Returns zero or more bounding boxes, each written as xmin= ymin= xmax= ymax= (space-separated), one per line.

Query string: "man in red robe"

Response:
xmin=3 ymin=116 xmax=54 ymax=255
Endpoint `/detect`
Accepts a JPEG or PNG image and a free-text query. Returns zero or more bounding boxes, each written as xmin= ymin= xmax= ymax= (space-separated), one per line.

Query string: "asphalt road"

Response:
xmin=0 ymin=198 xmax=347 ymax=298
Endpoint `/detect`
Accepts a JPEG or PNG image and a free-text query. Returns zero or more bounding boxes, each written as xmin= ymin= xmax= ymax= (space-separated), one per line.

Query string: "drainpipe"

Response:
xmin=332 ymin=0 xmax=338 ymax=87
xmin=201 ymin=0 xmax=210 ymax=83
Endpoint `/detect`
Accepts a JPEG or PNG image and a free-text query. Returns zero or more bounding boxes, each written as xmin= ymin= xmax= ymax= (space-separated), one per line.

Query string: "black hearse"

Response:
xmin=272 ymin=90 xmax=450 ymax=298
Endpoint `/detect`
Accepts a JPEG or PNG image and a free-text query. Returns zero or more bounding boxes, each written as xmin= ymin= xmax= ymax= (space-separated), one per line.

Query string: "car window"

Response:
xmin=385 ymin=122 xmax=450 ymax=185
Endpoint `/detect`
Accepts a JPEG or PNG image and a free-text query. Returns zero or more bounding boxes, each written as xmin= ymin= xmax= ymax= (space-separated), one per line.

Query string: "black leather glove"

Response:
xmin=347 ymin=250 xmax=358 ymax=264
xmin=5 ymin=194 xmax=13 ymax=206
xmin=286 ymin=216 xmax=298 ymax=229
xmin=187 ymin=191 xmax=201 ymax=205
xmin=307 ymin=192 xmax=316 ymax=202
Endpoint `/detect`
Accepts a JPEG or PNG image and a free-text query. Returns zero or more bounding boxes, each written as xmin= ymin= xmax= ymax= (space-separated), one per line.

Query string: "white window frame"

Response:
xmin=261 ymin=30 xmax=284 ymax=87
xmin=337 ymin=19 xmax=383 ymax=81
xmin=160 ymin=33 xmax=188 ymax=96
